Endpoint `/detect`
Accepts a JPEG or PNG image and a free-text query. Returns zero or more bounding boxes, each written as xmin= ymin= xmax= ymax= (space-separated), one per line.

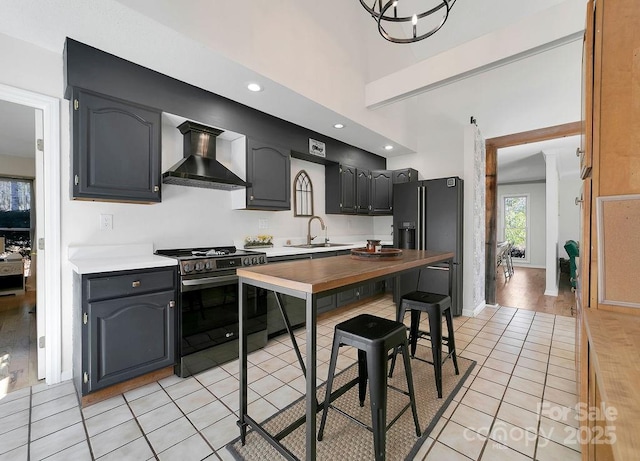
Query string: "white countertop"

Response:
xmin=259 ymin=240 xmax=394 ymax=258
xmin=68 ymin=243 xmax=177 ymax=275
xmin=67 ymin=240 xmax=395 ymax=274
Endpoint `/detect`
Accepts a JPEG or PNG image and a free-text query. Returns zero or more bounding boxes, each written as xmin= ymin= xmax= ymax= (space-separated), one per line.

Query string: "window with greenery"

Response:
xmin=503 ymin=195 xmax=528 ymax=260
xmin=0 ymin=177 xmax=32 ymax=256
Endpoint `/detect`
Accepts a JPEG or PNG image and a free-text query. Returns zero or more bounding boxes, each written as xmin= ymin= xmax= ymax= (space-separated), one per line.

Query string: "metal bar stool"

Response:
xmin=318 ymin=314 xmax=421 ymax=461
xmin=389 ymin=292 xmax=459 ymax=398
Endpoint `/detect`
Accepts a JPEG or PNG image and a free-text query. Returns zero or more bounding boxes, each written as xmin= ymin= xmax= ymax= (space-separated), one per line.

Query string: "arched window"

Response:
xmin=294 ymin=170 xmax=313 ymax=216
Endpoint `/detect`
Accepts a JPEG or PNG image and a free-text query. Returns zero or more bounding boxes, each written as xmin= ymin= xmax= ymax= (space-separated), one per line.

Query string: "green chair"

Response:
xmin=564 ymin=240 xmax=579 ymax=289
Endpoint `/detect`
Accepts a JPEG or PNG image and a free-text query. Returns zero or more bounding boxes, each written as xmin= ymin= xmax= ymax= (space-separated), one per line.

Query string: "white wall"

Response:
xmin=0 ymin=154 xmax=35 ymax=177
xmin=497 ymin=182 xmax=546 ymax=267
xmin=387 ymin=123 xmax=466 ymax=181
xmin=558 ymin=178 xmax=581 ymax=249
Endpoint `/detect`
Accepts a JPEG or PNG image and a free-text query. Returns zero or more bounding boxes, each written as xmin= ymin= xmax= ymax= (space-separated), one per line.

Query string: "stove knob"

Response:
xmin=243 ymin=257 xmax=250 ymax=266
xmin=205 ymin=261 xmax=212 ymax=270
xmin=195 ymin=262 xmax=203 ymax=271
xmin=260 ymin=256 xmax=266 ymax=264
xmin=252 ymin=257 xmax=258 ymax=265
xmin=183 ymin=263 xmax=192 ymax=273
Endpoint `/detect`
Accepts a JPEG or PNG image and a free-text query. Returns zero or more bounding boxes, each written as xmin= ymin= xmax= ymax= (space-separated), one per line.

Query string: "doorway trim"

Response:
xmin=0 ymin=83 xmax=62 ymax=384
xmin=485 ymin=121 xmax=581 ymax=304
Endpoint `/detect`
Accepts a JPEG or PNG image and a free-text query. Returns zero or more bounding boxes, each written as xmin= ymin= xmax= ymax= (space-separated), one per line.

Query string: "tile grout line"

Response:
xmin=27 ymin=385 xmax=32 ymax=461
xmin=122 ymin=392 xmax=160 ymax=461
xmin=432 ymin=306 xmax=550 ymax=460
xmin=76 ymin=392 xmax=97 ymax=461
xmin=466 ymin=307 xmax=535 ymax=461
xmin=531 ymin=314 xmax=556 ymax=461
xmin=422 ymin=307 xmax=503 ymax=460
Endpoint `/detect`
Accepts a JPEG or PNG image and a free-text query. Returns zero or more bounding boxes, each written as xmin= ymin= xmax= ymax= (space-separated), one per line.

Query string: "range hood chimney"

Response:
xmin=162 ymin=120 xmax=249 ymax=190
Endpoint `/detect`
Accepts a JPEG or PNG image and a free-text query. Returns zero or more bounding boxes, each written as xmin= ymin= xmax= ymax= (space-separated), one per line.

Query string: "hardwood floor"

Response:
xmin=496 ymin=266 xmax=575 ymax=317
xmin=0 ymin=290 xmax=39 ymax=395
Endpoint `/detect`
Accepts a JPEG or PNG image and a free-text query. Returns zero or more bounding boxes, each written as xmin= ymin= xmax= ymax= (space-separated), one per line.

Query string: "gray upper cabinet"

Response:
xmin=327 ymin=165 xmax=418 ymax=215
xmin=72 ymin=89 xmax=161 ymax=203
xmin=246 ymin=139 xmax=291 ymax=210
xmin=327 ymin=163 xmax=369 ymax=214
xmin=326 ymin=163 xmax=355 ymax=214
xmin=356 ymin=168 xmax=371 ymax=214
xmin=370 ymin=170 xmax=393 ymax=215
xmin=392 ymin=168 xmax=418 ymax=184
xmin=80 ymin=267 xmax=177 ymax=395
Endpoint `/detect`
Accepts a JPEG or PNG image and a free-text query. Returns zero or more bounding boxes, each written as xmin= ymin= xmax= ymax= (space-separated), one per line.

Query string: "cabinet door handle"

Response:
xmin=132 ymin=280 xmax=141 ymax=288
xmin=576 ymin=147 xmax=584 ymax=157
xmin=153 ymin=185 xmax=159 ymax=192
xmin=168 ymin=300 xmax=175 ymax=308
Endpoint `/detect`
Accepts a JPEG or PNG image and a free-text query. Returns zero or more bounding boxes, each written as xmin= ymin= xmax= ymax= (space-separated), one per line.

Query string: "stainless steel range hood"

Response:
xmin=162 ymin=121 xmax=249 ymax=190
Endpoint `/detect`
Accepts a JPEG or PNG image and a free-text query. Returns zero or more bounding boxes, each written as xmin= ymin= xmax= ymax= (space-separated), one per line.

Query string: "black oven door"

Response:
xmin=178 ymin=271 xmax=267 ymax=376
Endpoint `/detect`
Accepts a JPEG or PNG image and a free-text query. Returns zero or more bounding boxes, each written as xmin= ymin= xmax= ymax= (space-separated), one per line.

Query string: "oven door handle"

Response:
xmin=181 ymin=274 xmax=238 ymax=291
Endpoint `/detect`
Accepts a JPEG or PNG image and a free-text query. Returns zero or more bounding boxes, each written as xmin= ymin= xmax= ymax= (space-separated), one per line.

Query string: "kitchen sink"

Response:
xmin=286 ymin=243 xmax=352 ymax=248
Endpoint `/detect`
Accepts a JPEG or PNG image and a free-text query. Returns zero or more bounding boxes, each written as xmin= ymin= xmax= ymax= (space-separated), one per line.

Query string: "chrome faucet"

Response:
xmin=307 ymin=215 xmax=326 ymax=246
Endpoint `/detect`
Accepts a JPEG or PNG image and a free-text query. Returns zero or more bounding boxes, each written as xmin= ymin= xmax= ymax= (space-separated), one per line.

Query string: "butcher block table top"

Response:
xmin=236 ymin=249 xmax=454 ymax=294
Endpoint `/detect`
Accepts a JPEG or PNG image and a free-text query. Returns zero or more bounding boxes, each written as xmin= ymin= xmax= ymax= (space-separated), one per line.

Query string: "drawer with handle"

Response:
xmin=85 ymin=267 xmax=176 ymax=301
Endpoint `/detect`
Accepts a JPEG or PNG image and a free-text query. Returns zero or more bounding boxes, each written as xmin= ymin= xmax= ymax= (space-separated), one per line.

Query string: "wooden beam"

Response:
xmin=485 ymin=144 xmax=498 ymax=305
xmin=486 ymin=121 xmax=582 ymax=149
xmin=484 ymin=121 xmax=581 ymax=305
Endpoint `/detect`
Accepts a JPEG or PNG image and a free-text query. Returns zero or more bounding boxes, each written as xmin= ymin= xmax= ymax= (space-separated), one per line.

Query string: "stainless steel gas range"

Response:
xmin=156 ymin=246 xmax=268 ymax=377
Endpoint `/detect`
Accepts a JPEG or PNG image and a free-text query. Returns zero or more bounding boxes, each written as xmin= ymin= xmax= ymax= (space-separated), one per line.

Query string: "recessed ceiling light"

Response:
xmin=384 ymin=145 xmax=394 ymax=151
xmin=333 ymin=123 xmax=345 ymax=129
xmin=247 ymin=83 xmax=263 ymax=92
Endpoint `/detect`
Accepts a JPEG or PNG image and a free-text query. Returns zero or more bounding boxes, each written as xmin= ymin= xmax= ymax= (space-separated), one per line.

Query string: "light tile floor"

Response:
xmin=0 ymin=295 xmax=581 ymax=460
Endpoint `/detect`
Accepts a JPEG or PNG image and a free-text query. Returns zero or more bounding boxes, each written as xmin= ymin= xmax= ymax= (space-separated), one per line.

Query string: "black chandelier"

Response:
xmin=359 ymin=0 xmax=457 ymax=44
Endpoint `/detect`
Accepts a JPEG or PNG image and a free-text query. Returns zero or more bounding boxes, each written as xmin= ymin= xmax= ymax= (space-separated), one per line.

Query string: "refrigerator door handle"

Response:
xmin=417 ymin=185 xmax=426 ymax=250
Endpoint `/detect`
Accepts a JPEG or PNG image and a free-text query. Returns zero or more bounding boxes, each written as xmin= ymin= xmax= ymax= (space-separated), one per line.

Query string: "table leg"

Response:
xmin=393 ymin=274 xmax=401 ymax=321
xmin=448 ymin=259 xmax=453 ymax=307
xmin=238 ymin=279 xmax=248 ymax=445
xmin=305 ymin=293 xmax=317 ymax=461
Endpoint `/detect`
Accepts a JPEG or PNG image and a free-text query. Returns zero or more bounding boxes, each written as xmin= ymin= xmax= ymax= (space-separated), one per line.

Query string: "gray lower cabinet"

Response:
xmin=336 ymin=287 xmax=358 ymax=306
xmin=246 ymin=138 xmax=291 ymax=210
xmin=72 ymin=89 xmax=162 ymax=203
xmin=265 ymin=252 xmax=386 ymax=335
xmin=317 ymin=293 xmax=337 ymax=314
xmin=335 ymin=281 xmax=385 ymax=308
xmin=79 ymin=267 xmax=177 ymax=395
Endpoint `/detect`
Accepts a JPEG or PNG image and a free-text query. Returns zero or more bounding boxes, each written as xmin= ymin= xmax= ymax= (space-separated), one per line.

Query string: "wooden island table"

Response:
xmin=236 ymin=249 xmax=454 ymax=461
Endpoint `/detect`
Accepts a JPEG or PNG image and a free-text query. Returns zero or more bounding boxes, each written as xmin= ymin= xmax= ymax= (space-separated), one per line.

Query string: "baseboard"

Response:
xmin=511 ymin=263 xmax=545 ymax=269
xmin=462 ymin=301 xmax=486 ymax=317
xmin=544 ymin=289 xmax=559 ymax=297
xmin=80 ymin=366 xmax=174 ymax=408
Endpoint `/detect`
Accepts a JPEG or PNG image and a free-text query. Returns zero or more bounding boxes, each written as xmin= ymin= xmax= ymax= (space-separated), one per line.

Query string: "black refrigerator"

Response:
xmin=393 ymin=177 xmax=464 ymax=316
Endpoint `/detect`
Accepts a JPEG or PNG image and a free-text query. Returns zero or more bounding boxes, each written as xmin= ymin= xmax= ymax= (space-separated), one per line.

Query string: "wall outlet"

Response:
xmin=99 ymin=214 xmax=113 ymax=231
xmin=258 ymin=218 xmax=269 ymax=230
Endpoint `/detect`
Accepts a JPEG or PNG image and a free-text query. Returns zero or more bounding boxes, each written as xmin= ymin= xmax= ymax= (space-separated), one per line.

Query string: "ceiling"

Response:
xmin=0 ymin=0 xmax=584 ymax=181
